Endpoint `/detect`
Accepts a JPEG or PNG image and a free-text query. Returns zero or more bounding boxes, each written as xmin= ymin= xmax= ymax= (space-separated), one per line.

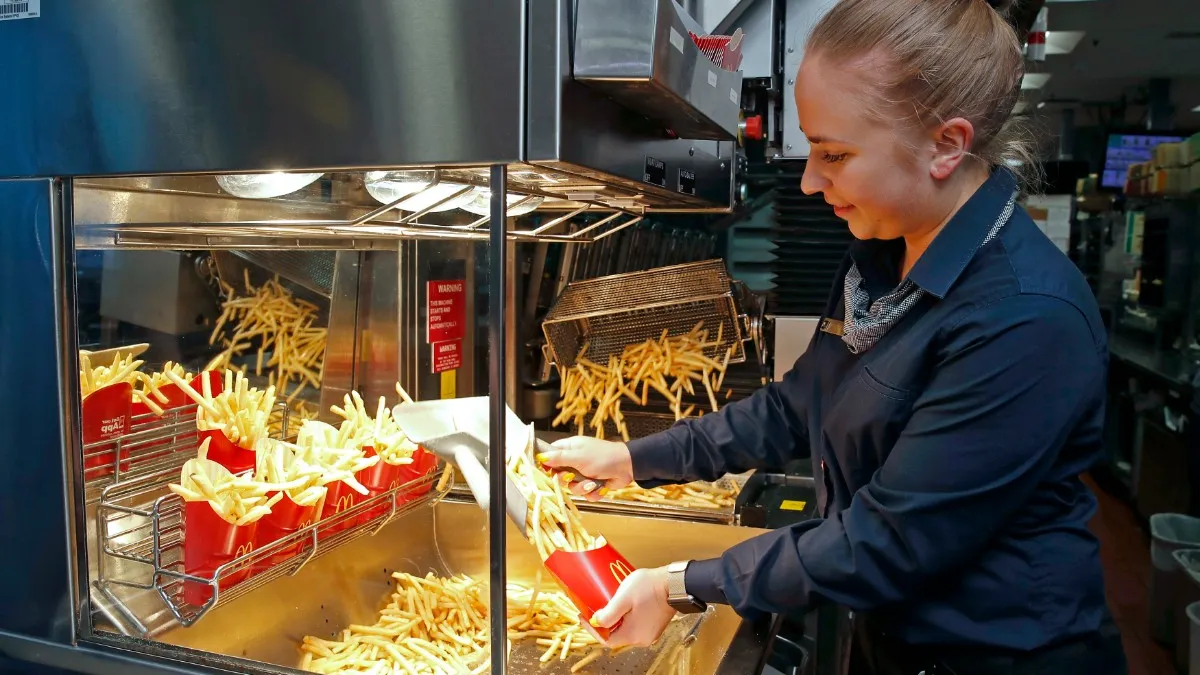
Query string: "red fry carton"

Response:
xmin=128 ymin=371 xmax=224 ymax=469
xmin=318 ymin=478 xmax=367 ymax=539
xmin=199 ymin=428 xmax=256 ymax=477
xmin=183 ymin=500 xmax=258 ymax=607
xmin=397 ymin=446 xmax=438 ymax=502
xmin=81 ymin=382 xmax=133 ymax=480
xmin=253 ymin=490 xmax=323 ymax=571
xmin=543 ymin=541 xmax=636 ymax=640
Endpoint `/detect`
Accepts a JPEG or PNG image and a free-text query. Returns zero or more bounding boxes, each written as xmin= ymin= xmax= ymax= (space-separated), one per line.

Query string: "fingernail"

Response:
xmin=589 ymin=617 xmax=601 ymax=627
xmin=598 ymin=487 xmax=609 ymax=496
xmin=581 ymin=481 xmax=598 ymax=493
xmin=561 ymin=472 xmax=575 ymax=483
xmin=535 ymin=453 xmax=548 ymax=464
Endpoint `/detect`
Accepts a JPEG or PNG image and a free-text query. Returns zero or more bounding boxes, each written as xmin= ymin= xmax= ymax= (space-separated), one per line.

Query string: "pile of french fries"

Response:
xmin=168 ymin=438 xmax=284 ymax=525
xmin=507 ymin=425 xmax=603 ymax=561
xmin=79 ymin=352 xmax=144 ymax=398
xmin=330 ymin=388 xmax=419 ymax=466
xmin=606 ymin=480 xmax=741 ymax=510
xmin=208 ymin=271 xmax=327 ymax=406
xmin=554 ymin=322 xmax=734 ymax=440
xmin=300 ymin=570 xmax=692 ymax=675
xmin=170 ymin=369 xmax=276 ymax=452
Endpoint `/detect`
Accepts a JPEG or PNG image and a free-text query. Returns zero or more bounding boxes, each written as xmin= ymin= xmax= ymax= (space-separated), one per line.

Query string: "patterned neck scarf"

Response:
xmin=840 ymin=190 xmax=1019 ymax=354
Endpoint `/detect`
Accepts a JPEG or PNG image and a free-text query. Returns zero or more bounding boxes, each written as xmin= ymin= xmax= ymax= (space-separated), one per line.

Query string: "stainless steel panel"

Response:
xmin=526 ymin=0 xmax=735 ymax=211
xmin=99 ymin=251 xmax=219 ymax=336
xmin=575 ymin=0 xmax=744 ymax=141
xmin=724 ymin=0 xmax=776 ymax=79
xmin=0 ymin=0 xmax=523 ymax=178
xmin=150 ymin=500 xmax=768 ymax=674
xmin=779 ymin=0 xmax=839 ymax=159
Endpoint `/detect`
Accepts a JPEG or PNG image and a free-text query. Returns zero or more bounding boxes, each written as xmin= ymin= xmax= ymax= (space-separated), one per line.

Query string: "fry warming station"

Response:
xmin=0 ymin=2 xmax=801 ymax=675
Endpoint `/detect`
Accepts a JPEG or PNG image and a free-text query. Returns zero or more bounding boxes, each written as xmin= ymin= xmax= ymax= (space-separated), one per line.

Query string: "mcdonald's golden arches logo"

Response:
xmin=609 ymin=560 xmax=634 ymax=584
xmin=234 ymin=542 xmax=254 ymax=559
xmin=334 ymin=494 xmax=356 ymax=514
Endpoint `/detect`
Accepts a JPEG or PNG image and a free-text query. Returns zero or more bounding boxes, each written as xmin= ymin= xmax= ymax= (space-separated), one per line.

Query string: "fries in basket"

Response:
xmin=605 ymin=480 xmax=742 ymax=510
xmin=554 ymin=321 xmax=735 ymax=441
xmin=331 ymin=389 xmax=420 ymax=467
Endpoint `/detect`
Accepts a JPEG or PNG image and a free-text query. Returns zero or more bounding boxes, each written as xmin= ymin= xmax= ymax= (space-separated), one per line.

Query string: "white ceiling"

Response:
xmin=1028 ymin=0 xmax=1200 ymax=129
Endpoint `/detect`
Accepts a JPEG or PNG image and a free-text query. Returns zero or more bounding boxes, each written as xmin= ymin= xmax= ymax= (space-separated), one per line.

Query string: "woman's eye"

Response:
xmin=821 ymin=151 xmax=848 ymax=164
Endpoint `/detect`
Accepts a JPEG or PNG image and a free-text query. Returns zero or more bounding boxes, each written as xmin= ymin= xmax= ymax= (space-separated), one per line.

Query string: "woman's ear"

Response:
xmin=929 ymin=117 xmax=975 ymax=180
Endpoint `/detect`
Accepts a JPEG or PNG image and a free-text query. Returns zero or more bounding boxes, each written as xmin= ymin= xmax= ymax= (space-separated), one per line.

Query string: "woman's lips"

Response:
xmin=832 ymin=204 xmax=854 ymax=218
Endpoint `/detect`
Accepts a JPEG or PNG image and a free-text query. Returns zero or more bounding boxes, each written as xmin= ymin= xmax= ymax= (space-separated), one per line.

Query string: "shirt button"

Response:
xmin=847 ymin=610 xmax=855 ymax=620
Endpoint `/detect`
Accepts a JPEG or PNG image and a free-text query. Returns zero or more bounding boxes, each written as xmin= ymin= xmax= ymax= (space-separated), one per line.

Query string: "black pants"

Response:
xmin=849 ymin=616 xmax=1128 ymax=675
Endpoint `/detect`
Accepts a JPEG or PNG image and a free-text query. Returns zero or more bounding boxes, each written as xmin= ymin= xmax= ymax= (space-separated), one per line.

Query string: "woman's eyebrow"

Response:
xmin=801 ymin=131 xmax=853 ymax=146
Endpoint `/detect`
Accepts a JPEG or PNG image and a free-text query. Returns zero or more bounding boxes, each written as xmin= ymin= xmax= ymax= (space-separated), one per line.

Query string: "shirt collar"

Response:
xmin=905 ymin=168 xmax=1018 ymax=299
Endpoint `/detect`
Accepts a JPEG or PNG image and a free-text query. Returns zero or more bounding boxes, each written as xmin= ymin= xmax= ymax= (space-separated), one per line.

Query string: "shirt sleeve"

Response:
xmin=683 ymin=294 xmax=1105 ymax=615
xmin=624 ymin=349 xmax=814 ymax=488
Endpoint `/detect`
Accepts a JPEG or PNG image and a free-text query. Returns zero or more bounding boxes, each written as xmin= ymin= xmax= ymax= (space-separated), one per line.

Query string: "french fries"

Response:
xmin=331 ymin=389 xmax=419 ymax=467
xmin=79 ymin=351 xmax=144 ymax=398
xmin=169 ymin=369 xmax=275 ymax=452
xmin=605 ymin=480 xmax=741 ymax=510
xmin=293 ymin=419 xmax=380 ymax=496
xmin=300 ymin=570 xmax=694 ymax=675
xmin=507 ymin=425 xmax=602 ymax=561
xmin=251 ymin=437 xmax=328 ymax=507
xmin=168 ymin=438 xmax=283 ymax=525
xmin=553 ymin=322 xmax=735 ymax=441
xmin=132 ymin=362 xmax=194 ymax=416
xmin=208 ymin=274 xmax=327 ymax=406
xmin=300 ymin=572 xmax=602 ymax=675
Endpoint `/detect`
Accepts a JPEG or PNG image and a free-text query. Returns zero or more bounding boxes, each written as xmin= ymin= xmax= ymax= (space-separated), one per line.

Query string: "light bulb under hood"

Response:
xmin=364 ymin=171 xmax=472 ymax=213
xmin=215 ymin=172 xmax=324 ymax=199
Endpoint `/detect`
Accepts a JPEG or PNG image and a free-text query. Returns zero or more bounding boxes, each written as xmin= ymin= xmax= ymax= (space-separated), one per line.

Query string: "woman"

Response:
xmin=538 ymin=0 xmax=1126 ymax=672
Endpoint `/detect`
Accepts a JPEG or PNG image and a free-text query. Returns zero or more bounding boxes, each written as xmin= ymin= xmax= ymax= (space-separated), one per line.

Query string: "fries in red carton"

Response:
xmin=506 ymin=424 xmax=635 ymax=639
xmin=168 ymin=369 xmax=274 ymax=476
xmin=169 ymin=438 xmax=281 ymax=606
xmin=291 ymin=420 xmax=379 ymax=537
xmin=80 ymin=351 xmax=143 ymax=479
xmin=249 ymin=439 xmax=327 ymax=569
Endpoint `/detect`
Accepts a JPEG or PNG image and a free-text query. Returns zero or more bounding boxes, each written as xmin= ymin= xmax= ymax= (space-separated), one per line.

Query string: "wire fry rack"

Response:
xmin=91 ymin=417 xmax=448 ymax=635
xmin=542 ymin=259 xmax=748 ymax=371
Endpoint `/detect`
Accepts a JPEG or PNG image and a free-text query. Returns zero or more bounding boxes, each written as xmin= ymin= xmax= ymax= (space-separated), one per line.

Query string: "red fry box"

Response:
xmin=358 ymin=446 xmax=407 ymax=522
xmin=131 ymin=370 xmax=223 ymax=417
xmin=318 ymin=479 xmax=366 ymax=540
xmin=396 ymin=446 xmax=438 ymax=503
xmin=199 ymin=428 xmax=256 ymax=477
xmin=253 ymin=491 xmax=321 ymax=571
xmin=543 ymin=541 xmax=635 ymax=640
xmin=82 ymin=382 xmax=133 ymax=480
xmin=183 ymin=500 xmax=258 ymax=607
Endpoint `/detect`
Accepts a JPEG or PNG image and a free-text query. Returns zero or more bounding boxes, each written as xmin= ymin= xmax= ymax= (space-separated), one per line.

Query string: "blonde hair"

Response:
xmin=806 ymin=0 xmax=1038 ymax=187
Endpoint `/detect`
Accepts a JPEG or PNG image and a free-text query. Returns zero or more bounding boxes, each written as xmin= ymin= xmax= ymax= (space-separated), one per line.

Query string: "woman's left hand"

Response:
xmin=590 ymin=567 xmax=676 ymax=647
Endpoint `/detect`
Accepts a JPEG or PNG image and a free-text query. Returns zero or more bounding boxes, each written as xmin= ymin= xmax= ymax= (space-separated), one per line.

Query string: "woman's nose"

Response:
xmin=800 ymin=162 xmax=826 ymax=195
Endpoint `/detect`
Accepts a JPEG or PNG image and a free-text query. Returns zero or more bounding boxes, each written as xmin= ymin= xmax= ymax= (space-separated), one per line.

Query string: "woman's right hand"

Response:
xmin=538 ymin=436 xmax=635 ymax=501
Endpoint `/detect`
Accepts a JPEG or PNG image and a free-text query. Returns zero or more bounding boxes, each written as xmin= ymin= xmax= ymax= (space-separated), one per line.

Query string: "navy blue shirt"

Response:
xmin=628 ymin=169 xmax=1110 ymax=650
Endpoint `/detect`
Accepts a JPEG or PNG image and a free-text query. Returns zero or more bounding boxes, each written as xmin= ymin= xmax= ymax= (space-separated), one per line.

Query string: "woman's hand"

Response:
xmin=538 ymin=436 xmax=634 ymax=500
xmin=590 ymin=567 xmax=676 ymax=648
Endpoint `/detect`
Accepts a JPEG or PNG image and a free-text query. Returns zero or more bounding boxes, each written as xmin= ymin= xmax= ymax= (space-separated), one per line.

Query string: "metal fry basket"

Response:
xmin=542 ymin=259 xmax=747 ymax=371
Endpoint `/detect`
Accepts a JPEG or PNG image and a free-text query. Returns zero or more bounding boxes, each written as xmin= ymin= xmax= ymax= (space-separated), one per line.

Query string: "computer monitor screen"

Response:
xmin=1101 ymin=133 xmax=1184 ymax=189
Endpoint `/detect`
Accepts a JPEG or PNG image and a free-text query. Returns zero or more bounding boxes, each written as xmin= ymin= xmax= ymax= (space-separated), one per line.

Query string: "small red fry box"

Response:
xmin=132 ymin=370 xmax=223 ymax=416
xmin=183 ymin=500 xmax=258 ymax=607
xmin=253 ymin=490 xmax=322 ymax=571
xmin=357 ymin=447 xmax=408 ymax=522
xmin=543 ymin=541 xmax=636 ymax=640
xmin=396 ymin=446 xmax=438 ymax=503
xmin=81 ymin=382 xmax=133 ymax=480
xmin=318 ymin=479 xmax=366 ymax=539
xmin=199 ymin=428 xmax=256 ymax=476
